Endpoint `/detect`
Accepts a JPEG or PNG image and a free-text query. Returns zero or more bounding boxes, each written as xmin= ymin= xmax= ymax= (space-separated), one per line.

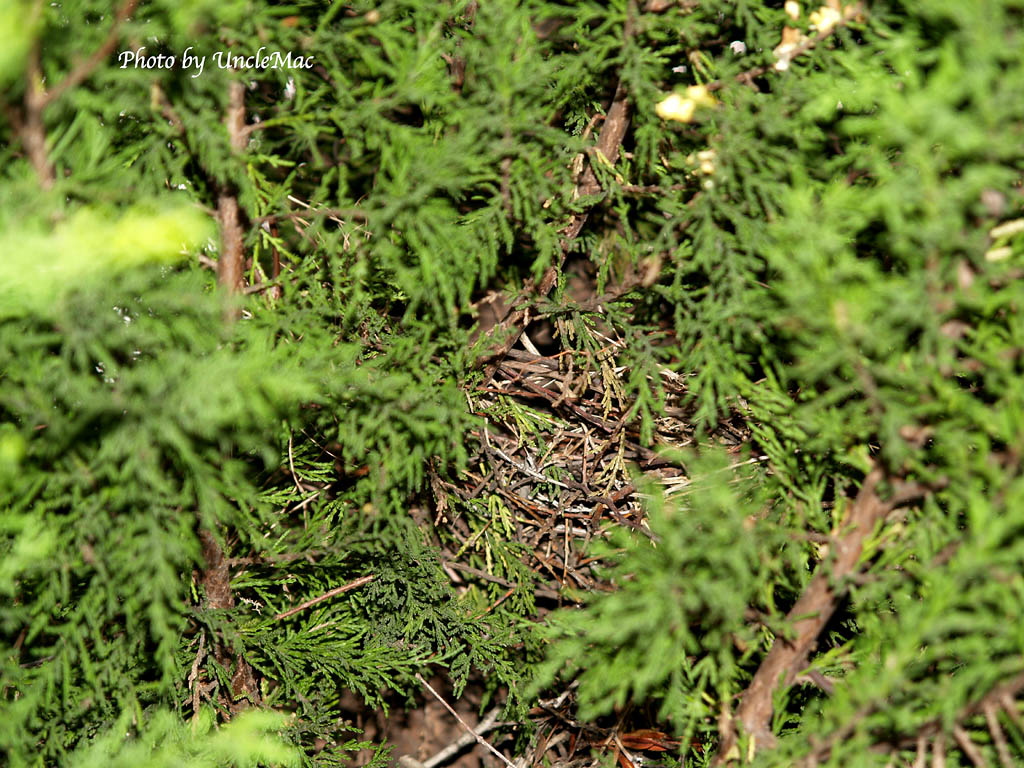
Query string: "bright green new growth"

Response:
xmin=0 ymin=204 xmax=212 ymax=318
xmin=68 ymin=708 xmax=302 ymax=768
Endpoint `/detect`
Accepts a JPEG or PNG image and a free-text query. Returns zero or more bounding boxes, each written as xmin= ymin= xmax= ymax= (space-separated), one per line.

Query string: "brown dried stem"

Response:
xmin=273 ymin=574 xmax=376 ymax=621
xmin=9 ymin=0 xmax=139 ymax=188
xmin=715 ymin=468 xmax=934 ymax=763
xmin=216 ymin=80 xmax=248 ymax=296
xmin=198 ymin=528 xmax=260 ymax=715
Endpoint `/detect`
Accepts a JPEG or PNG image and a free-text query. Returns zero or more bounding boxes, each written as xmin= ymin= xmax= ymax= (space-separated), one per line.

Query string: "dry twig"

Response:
xmin=273 ymin=574 xmax=375 ymax=621
xmin=715 ymin=468 xmax=936 ymax=763
xmin=415 ymin=674 xmax=516 ymax=768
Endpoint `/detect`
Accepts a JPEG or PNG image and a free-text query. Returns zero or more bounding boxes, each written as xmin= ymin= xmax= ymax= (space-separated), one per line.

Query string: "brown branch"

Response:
xmin=273 ymin=574 xmax=375 ymax=621
xmin=199 ymin=529 xmax=236 ymax=612
xmin=216 ymin=192 xmax=245 ymax=294
xmin=715 ymin=468 xmax=935 ymax=763
xmin=216 ymin=80 xmax=248 ymax=297
xmin=39 ymin=0 xmax=140 ymax=109
xmin=986 ymin=703 xmax=1016 ymax=768
xmin=225 ymin=78 xmax=247 ymax=153
xmin=951 ymin=725 xmax=986 ymax=768
xmin=19 ymin=2 xmax=52 ymax=189
xmin=561 ymin=74 xmax=632 ymax=243
xmin=198 ymin=528 xmax=260 ymax=714
xmin=14 ymin=87 xmax=53 ymax=188
xmin=934 ymin=731 xmax=947 ymax=768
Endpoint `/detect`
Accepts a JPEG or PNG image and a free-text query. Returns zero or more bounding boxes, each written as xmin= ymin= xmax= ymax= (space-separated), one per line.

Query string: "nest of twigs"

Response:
xmin=398 ymin=318 xmax=756 ymax=768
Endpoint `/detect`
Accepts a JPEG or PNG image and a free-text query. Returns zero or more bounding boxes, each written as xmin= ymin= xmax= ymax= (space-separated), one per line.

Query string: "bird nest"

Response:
xmin=407 ymin=322 xmax=755 ymax=768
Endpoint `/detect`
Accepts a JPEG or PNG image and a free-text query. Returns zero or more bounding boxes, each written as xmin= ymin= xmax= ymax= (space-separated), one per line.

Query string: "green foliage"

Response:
xmin=532 ymin=1 xmax=1024 ymax=765
xmin=3 ymin=0 xmax=1024 ymax=767
xmin=67 ymin=707 xmax=301 ymax=768
xmin=0 ymin=0 xmax=38 ymax=88
xmin=0 ymin=204 xmax=212 ymax=319
xmin=0 ymin=258 xmax=511 ymax=763
xmin=531 ymin=451 xmax=798 ymax=741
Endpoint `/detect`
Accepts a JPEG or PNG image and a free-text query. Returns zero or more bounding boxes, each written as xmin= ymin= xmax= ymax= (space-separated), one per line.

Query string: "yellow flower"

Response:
xmin=809 ymin=4 xmax=843 ymax=33
xmin=784 ymin=1 xmax=801 ymax=21
xmin=656 ymin=93 xmax=696 ymax=123
xmin=656 ymin=86 xmax=717 ymax=123
xmin=685 ymin=84 xmax=717 ymax=108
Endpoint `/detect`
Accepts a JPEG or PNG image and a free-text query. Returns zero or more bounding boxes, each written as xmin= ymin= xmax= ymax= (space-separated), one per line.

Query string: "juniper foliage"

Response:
xmin=535 ymin=1 xmax=1024 ymax=766
xmin=1 ymin=0 xmax=1023 ymax=767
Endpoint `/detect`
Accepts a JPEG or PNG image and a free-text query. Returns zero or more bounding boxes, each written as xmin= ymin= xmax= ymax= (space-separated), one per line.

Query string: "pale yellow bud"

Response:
xmin=784 ymin=1 xmax=801 ymax=20
xmin=809 ymin=5 xmax=843 ymax=33
xmin=685 ymin=84 xmax=717 ymax=108
xmin=656 ymin=93 xmax=696 ymax=123
xmin=990 ymin=218 xmax=1024 ymax=239
xmin=985 ymin=246 xmax=1012 ymax=262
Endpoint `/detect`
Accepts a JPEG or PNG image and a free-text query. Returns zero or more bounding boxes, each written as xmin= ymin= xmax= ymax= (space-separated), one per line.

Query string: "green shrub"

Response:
xmin=3 ymin=1 xmax=1023 ymax=767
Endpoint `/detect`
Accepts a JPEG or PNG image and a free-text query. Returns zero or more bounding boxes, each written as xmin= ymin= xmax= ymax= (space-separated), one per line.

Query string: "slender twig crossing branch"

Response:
xmin=12 ymin=0 xmax=139 ymax=187
xmin=39 ymin=0 xmax=139 ymax=108
xmin=415 ymin=673 xmax=516 ymax=768
xmin=273 ymin=574 xmax=375 ymax=621
xmin=400 ymin=706 xmax=506 ymax=768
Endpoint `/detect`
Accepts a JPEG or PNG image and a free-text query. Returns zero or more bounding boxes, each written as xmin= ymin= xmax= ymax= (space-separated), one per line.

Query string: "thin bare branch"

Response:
xmin=415 ymin=674 xmax=516 ymax=768
xmin=400 ymin=706 xmax=506 ymax=768
xmin=273 ymin=574 xmax=375 ymax=621
xmin=951 ymin=725 xmax=985 ymax=767
xmin=40 ymin=0 xmax=140 ymax=108
xmin=984 ymin=703 xmax=1014 ymax=768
